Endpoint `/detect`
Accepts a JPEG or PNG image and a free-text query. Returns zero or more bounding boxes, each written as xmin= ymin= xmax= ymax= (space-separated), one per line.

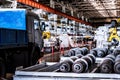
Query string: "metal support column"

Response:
xmin=11 ymin=0 xmax=17 ymax=8
xmin=71 ymin=9 xmax=74 ymax=16
xmin=77 ymin=13 xmax=80 ymax=19
xmin=62 ymin=6 xmax=66 ymax=13
xmin=54 ymin=14 xmax=57 ymax=36
xmin=50 ymin=0 xmax=55 ymax=9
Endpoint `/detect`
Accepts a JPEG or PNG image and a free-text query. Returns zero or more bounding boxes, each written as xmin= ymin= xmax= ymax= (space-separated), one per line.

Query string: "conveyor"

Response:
xmin=14 ymin=58 xmax=120 ymax=80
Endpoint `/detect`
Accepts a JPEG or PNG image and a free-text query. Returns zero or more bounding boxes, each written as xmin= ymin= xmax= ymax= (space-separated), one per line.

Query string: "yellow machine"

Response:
xmin=108 ymin=20 xmax=120 ymax=42
xmin=108 ymin=27 xmax=120 ymax=41
xmin=42 ymin=31 xmax=51 ymax=39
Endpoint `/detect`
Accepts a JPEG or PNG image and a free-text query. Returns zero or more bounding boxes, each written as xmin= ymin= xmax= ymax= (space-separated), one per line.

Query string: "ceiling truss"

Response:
xmin=1 ymin=0 xmax=120 ymax=26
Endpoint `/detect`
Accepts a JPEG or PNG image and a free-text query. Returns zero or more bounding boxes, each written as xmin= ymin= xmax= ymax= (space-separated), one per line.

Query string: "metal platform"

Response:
xmin=14 ymin=71 xmax=120 ymax=80
xmin=14 ymin=61 xmax=120 ymax=80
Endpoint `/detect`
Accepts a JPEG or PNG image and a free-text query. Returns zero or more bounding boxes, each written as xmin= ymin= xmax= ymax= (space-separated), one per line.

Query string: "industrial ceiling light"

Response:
xmin=87 ymin=0 xmax=117 ymax=17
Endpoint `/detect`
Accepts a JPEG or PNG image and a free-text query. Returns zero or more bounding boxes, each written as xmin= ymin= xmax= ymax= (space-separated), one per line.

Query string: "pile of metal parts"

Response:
xmin=14 ymin=47 xmax=120 ymax=80
xmin=61 ymin=47 xmax=120 ymax=74
xmin=59 ymin=53 xmax=96 ymax=73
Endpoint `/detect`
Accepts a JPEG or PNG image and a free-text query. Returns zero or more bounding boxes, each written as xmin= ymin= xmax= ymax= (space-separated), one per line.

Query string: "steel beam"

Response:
xmin=17 ymin=0 xmax=91 ymax=25
xmin=78 ymin=8 xmax=120 ymax=11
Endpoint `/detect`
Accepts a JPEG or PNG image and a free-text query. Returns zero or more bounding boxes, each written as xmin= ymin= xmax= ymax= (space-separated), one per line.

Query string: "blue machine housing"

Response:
xmin=0 ymin=9 xmax=28 ymax=48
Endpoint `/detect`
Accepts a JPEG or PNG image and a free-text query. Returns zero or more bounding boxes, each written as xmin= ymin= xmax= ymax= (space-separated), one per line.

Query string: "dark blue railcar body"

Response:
xmin=0 ymin=9 xmax=43 ymax=77
xmin=0 ymin=9 xmax=28 ymax=48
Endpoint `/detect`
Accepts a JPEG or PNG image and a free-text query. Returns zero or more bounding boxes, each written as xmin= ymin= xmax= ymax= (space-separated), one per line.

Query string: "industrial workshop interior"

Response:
xmin=1 ymin=0 xmax=120 ymax=80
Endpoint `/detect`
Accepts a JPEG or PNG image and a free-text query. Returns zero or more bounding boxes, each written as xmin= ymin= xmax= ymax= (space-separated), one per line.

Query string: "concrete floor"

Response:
xmin=39 ymin=41 xmax=94 ymax=63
